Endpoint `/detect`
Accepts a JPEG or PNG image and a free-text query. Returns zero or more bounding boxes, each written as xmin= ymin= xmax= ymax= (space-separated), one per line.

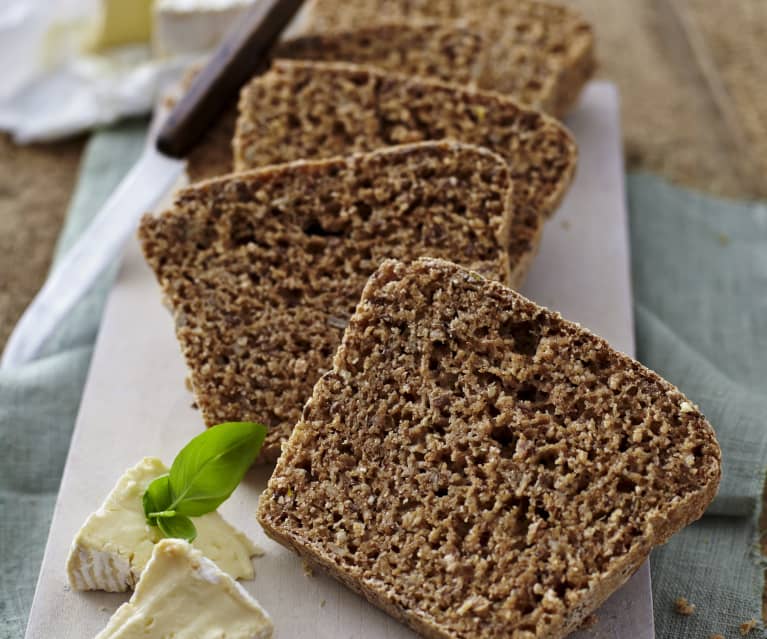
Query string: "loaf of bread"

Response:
xmin=185 ymin=23 xmax=486 ymax=182
xmin=235 ymin=60 xmax=577 ymax=286
xmin=140 ymin=142 xmax=513 ymax=462
xmin=275 ymin=21 xmax=484 ymax=86
xmin=304 ymin=0 xmax=596 ymax=117
xmin=258 ymin=257 xmax=721 ymax=639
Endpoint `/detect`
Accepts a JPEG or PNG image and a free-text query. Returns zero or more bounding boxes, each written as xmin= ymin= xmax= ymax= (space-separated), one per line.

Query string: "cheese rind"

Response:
xmin=67 ymin=545 xmax=135 ymax=592
xmin=152 ymin=0 xmax=253 ymax=57
xmin=95 ymin=539 xmax=273 ymax=639
xmin=66 ymin=457 xmax=260 ymax=592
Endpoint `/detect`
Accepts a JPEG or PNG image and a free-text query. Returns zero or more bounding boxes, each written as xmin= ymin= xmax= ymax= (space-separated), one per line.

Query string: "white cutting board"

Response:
xmin=24 ymin=81 xmax=654 ymax=639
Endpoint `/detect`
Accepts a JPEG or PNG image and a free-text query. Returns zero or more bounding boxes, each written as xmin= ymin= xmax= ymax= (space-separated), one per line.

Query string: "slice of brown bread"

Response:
xmin=304 ymin=0 xmax=596 ymax=117
xmin=139 ymin=142 xmax=513 ymax=462
xmin=234 ymin=60 xmax=577 ymax=287
xmin=258 ymin=257 xmax=722 ymax=639
xmin=275 ymin=21 xmax=485 ymax=87
xmin=185 ymin=22 xmax=486 ymax=182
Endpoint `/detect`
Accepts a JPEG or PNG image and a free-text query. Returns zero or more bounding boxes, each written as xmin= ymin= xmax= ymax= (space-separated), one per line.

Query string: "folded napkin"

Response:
xmin=0 ymin=126 xmax=764 ymax=638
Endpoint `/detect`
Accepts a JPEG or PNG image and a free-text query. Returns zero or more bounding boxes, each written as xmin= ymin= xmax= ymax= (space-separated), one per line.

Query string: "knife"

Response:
xmin=1 ymin=0 xmax=305 ymax=370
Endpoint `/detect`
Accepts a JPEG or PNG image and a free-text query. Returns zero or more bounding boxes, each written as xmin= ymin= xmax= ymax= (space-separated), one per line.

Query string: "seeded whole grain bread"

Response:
xmin=139 ymin=142 xmax=513 ymax=462
xmin=304 ymin=0 xmax=596 ymax=117
xmin=275 ymin=22 xmax=485 ymax=87
xmin=185 ymin=22 xmax=486 ymax=182
xmin=235 ymin=60 xmax=577 ymax=287
xmin=258 ymin=257 xmax=722 ymax=639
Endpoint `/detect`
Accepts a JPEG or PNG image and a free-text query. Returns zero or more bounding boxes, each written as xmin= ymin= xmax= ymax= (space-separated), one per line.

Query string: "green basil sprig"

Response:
xmin=143 ymin=421 xmax=267 ymax=542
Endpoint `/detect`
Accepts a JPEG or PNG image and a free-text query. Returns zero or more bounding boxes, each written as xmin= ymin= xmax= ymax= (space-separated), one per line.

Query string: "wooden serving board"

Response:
xmin=24 ymin=82 xmax=654 ymax=639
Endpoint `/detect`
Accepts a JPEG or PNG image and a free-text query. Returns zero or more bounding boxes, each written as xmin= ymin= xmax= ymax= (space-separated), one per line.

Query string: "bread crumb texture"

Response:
xmin=236 ymin=61 xmax=575 ymax=218
xmin=186 ymin=21 xmax=489 ymax=183
xmin=276 ymin=22 xmax=484 ymax=87
xmin=674 ymin=596 xmax=695 ymax=616
xmin=259 ymin=258 xmax=721 ymax=639
xmin=235 ymin=60 xmax=577 ymax=286
xmin=140 ymin=143 xmax=512 ymax=462
xmin=304 ymin=0 xmax=596 ymax=117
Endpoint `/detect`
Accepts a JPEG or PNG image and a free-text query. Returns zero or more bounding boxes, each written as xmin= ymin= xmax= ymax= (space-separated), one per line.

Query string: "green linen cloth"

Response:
xmin=0 ymin=121 xmax=146 ymax=639
xmin=629 ymin=176 xmax=767 ymax=638
xmin=1 ymin=125 xmax=765 ymax=638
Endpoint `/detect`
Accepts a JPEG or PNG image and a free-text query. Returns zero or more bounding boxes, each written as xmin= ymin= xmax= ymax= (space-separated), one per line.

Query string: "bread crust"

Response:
xmin=259 ymin=258 xmax=721 ymax=638
xmin=185 ymin=21 xmax=490 ymax=183
xmin=547 ymin=32 xmax=597 ymax=119
xmin=140 ymin=143 xmax=515 ymax=463
xmin=234 ymin=60 xmax=577 ymax=288
xmin=261 ymin=389 xmax=721 ymax=638
xmin=303 ymin=0 xmax=597 ymax=118
xmin=275 ymin=21 xmax=486 ymax=87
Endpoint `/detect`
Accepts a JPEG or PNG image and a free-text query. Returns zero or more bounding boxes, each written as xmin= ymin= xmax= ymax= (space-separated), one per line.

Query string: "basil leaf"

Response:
xmin=168 ymin=422 xmax=267 ymax=517
xmin=157 ymin=514 xmax=197 ymax=542
xmin=143 ymin=474 xmax=172 ymax=526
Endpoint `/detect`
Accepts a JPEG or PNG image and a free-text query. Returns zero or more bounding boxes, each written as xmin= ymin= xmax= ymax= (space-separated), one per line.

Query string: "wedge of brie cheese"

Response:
xmin=152 ymin=0 xmax=253 ymax=58
xmin=67 ymin=457 xmax=260 ymax=591
xmin=95 ymin=539 xmax=273 ymax=639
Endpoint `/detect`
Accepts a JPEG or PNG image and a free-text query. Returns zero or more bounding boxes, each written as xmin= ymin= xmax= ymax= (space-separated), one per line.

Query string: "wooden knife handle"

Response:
xmin=157 ymin=0 xmax=306 ymax=158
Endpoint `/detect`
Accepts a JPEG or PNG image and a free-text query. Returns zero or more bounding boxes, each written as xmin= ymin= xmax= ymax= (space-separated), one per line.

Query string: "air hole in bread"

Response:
xmin=490 ymin=425 xmax=517 ymax=459
xmin=304 ymin=218 xmax=345 ymax=238
xmin=535 ymin=448 xmax=558 ymax=469
xmin=500 ymin=318 xmax=541 ymax=356
xmin=616 ymin=477 xmax=635 ymax=494
xmin=228 ymin=212 xmax=257 ymax=246
xmin=535 ymin=506 xmax=550 ymax=521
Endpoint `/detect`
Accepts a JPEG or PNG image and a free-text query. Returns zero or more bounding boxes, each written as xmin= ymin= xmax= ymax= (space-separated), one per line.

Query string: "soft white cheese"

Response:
xmin=66 ymin=457 xmax=260 ymax=592
xmin=94 ymin=539 xmax=273 ymax=639
xmin=88 ymin=0 xmax=154 ymax=51
xmin=152 ymin=0 xmax=253 ymax=58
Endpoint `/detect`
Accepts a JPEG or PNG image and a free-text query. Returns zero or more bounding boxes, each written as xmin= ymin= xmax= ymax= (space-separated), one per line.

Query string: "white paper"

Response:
xmin=23 ymin=82 xmax=653 ymax=639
